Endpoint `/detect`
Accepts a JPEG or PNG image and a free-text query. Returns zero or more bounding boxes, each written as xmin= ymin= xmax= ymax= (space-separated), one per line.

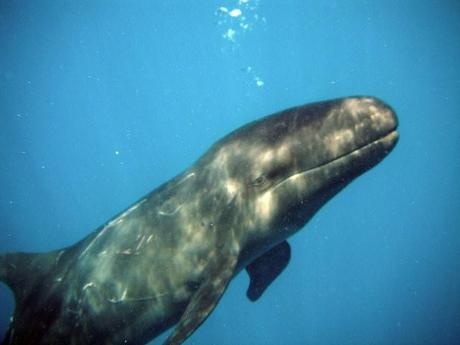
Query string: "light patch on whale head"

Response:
xmin=325 ymin=128 xmax=354 ymax=156
xmin=276 ymin=142 xmax=290 ymax=159
xmin=255 ymin=190 xmax=275 ymax=223
xmin=261 ymin=149 xmax=274 ymax=163
xmin=368 ymin=105 xmax=395 ymax=132
xmin=213 ymin=145 xmax=236 ymax=170
xmin=342 ymin=97 xmax=394 ymax=133
xmin=342 ymin=98 xmax=363 ymax=120
xmin=225 ymin=179 xmax=240 ymax=198
xmin=341 ymin=97 xmax=377 ymax=120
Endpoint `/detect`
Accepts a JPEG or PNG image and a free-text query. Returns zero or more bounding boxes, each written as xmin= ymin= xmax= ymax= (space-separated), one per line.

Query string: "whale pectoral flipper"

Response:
xmin=164 ymin=250 xmax=239 ymax=345
xmin=246 ymin=241 xmax=291 ymax=302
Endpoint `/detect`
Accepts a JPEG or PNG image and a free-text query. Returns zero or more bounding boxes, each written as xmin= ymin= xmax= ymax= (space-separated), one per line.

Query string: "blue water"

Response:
xmin=1 ymin=1 xmax=459 ymax=344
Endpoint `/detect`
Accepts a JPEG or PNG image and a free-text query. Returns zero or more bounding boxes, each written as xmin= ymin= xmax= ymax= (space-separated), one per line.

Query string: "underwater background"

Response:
xmin=0 ymin=1 xmax=459 ymax=344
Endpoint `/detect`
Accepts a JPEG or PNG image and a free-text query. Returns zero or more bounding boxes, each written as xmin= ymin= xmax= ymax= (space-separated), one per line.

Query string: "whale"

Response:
xmin=0 ymin=96 xmax=398 ymax=344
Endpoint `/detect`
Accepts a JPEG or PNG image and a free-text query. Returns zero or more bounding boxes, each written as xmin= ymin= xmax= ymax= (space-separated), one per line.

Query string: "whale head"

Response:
xmin=193 ymin=96 xmax=398 ymax=258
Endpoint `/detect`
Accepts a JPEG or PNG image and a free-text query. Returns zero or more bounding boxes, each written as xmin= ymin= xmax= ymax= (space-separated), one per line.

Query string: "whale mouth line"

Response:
xmin=272 ymin=129 xmax=399 ymax=191
xmin=307 ymin=129 xmax=398 ymax=173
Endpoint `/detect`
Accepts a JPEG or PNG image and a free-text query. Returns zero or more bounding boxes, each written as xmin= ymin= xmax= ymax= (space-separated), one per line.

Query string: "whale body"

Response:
xmin=0 ymin=96 xmax=398 ymax=344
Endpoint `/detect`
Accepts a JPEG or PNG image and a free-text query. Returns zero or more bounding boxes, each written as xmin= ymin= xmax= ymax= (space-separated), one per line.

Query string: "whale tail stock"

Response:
xmin=1 ymin=250 xmax=63 ymax=344
xmin=1 ymin=252 xmax=56 ymax=300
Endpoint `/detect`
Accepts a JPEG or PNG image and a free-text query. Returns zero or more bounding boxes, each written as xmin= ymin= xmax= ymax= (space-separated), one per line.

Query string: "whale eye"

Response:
xmin=252 ymin=174 xmax=266 ymax=187
xmin=250 ymin=165 xmax=289 ymax=189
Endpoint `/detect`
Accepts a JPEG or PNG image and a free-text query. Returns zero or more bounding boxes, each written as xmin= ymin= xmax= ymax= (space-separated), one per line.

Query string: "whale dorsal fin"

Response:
xmin=246 ymin=240 xmax=291 ymax=301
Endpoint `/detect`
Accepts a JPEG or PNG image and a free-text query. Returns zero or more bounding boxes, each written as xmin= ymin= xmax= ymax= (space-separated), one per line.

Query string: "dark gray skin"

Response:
xmin=0 ymin=96 xmax=398 ymax=345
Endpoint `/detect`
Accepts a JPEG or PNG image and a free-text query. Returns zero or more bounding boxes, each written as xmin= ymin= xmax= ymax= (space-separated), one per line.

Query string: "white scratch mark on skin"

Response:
xmin=55 ymin=250 xmax=65 ymax=264
xmin=9 ymin=328 xmax=14 ymax=341
xmin=109 ymin=198 xmax=147 ymax=227
xmin=78 ymin=199 xmax=148 ymax=259
xmin=107 ymin=291 xmax=170 ymax=304
xmin=78 ymin=225 xmax=110 ymax=259
xmin=117 ymin=249 xmax=137 ymax=256
xmin=158 ymin=204 xmax=183 ymax=216
xmin=178 ymin=172 xmax=196 ymax=185
xmin=109 ymin=288 xmax=129 ymax=303
xmin=82 ymin=282 xmax=95 ymax=291
xmin=127 ymin=198 xmax=146 ymax=213
xmin=136 ymin=235 xmax=146 ymax=251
